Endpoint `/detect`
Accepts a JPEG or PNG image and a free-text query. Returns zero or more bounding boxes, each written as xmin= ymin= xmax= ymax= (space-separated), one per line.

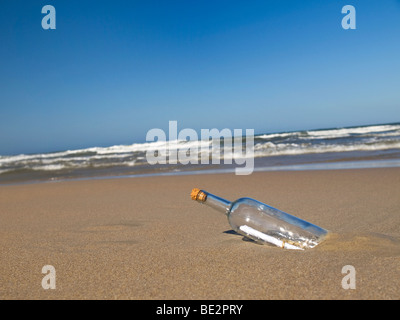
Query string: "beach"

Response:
xmin=1 ymin=168 xmax=400 ymax=300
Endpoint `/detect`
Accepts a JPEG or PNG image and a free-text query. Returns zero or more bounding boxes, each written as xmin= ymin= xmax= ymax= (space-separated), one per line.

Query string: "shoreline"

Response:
xmin=1 ymin=157 xmax=400 ymax=187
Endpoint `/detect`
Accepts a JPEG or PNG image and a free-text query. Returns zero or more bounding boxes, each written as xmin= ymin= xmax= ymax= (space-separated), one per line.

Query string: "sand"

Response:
xmin=1 ymin=168 xmax=400 ymax=300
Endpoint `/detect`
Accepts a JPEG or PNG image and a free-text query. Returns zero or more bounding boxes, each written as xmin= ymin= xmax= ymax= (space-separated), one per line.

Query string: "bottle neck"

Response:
xmin=194 ymin=190 xmax=231 ymax=215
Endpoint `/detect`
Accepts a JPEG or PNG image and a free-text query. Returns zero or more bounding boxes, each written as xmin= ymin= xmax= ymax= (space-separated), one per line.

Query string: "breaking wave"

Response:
xmin=0 ymin=123 xmax=399 ymax=179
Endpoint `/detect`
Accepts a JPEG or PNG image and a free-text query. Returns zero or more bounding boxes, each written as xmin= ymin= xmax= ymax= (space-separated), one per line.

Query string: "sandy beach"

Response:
xmin=1 ymin=168 xmax=400 ymax=300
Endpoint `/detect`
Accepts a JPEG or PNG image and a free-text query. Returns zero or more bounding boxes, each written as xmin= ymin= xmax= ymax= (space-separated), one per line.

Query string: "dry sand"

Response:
xmin=1 ymin=168 xmax=400 ymax=299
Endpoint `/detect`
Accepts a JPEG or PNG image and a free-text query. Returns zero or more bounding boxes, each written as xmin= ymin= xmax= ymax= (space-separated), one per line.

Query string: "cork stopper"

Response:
xmin=191 ymin=188 xmax=207 ymax=202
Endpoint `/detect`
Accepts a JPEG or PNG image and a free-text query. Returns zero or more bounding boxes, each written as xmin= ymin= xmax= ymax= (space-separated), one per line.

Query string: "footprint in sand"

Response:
xmin=79 ymin=220 xmax=144 ymax=245
xmin=81 ymin=220 xmax=144 ymax=232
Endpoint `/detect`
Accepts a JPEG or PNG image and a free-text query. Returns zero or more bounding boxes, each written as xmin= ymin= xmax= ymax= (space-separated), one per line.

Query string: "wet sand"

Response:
xmin=1 ymin=168 xmax=400 ymax=299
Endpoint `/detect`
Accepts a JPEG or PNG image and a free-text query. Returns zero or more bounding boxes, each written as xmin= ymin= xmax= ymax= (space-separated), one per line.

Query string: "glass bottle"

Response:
xmin=191 ymin=188 xmax=327 ymax=250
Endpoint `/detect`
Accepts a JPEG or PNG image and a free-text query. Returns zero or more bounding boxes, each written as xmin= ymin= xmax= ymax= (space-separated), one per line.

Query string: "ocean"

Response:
xmin=1 ymin=122 xmax=400 ymax=185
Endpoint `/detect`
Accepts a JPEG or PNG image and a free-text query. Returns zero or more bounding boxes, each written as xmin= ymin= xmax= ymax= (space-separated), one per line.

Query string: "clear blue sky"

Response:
xmin=1 ymin=0 xmax=400 ymax=155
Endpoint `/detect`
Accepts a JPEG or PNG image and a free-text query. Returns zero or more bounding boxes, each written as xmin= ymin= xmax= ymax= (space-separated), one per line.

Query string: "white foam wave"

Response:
xmin=253 ymin=140 xmax=400 ymax=157
xmin=0 ymin=139 xmax=213 ymax=166
xmin=31 ymin=164 xmax=67 ymax=171
xmin=256 ymin=124 xmax=400 ymax=141
xmin=306 ymin=124 xmax=400 ymax=140
xmin=257 ymin=132 xmax=300 ymax=140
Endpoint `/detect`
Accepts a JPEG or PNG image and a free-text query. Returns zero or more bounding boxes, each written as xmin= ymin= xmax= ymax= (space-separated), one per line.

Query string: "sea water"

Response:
xmin=1 ymin=122 xmax=400 ymax=184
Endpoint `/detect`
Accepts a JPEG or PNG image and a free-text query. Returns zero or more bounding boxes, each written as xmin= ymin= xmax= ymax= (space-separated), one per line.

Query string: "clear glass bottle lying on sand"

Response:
xmin=191 ymin=188 xmax=328 ymax=250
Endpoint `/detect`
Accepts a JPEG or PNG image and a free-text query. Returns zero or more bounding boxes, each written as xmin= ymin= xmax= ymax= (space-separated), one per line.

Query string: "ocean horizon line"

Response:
xmin=1 ymin=121 xmax=399 ymax=158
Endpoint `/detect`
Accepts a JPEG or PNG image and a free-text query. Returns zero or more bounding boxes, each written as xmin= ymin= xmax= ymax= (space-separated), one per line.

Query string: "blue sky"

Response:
xmin=1 ymin=0 xmax=400 ymax=155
